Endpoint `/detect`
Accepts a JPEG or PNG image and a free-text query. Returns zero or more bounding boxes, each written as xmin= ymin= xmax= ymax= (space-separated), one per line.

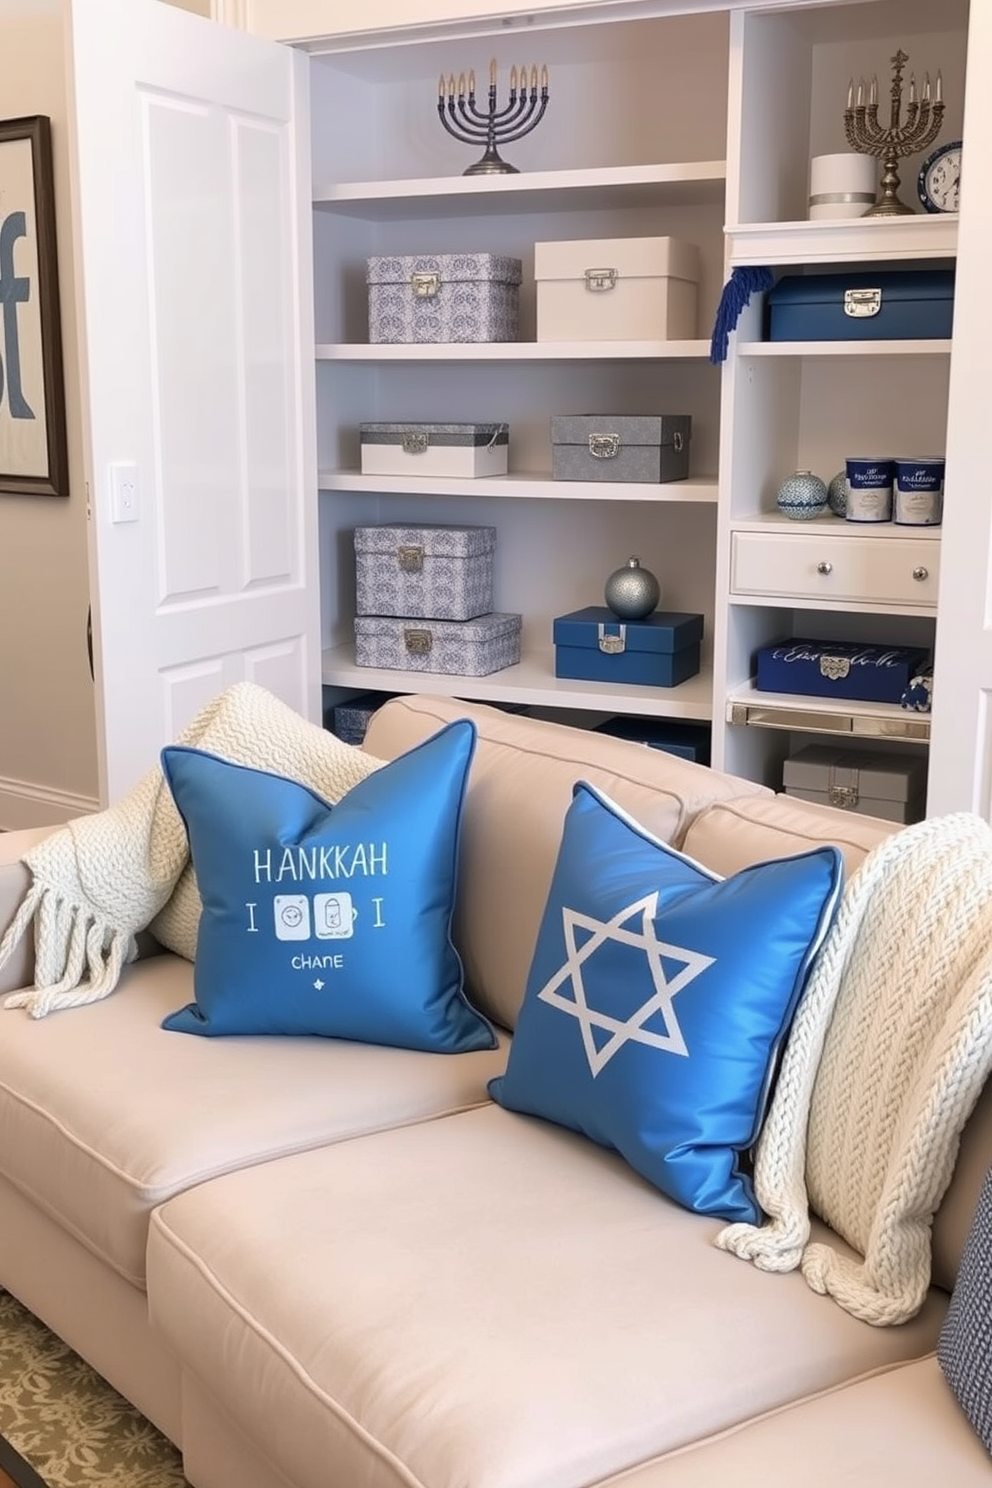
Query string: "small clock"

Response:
xmin=918 ymin=140 xmax=962 ymax=214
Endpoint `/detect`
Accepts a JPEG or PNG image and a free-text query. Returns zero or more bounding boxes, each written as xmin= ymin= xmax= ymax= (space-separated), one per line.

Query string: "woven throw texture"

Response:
xmin=717 ymin=812 xmax=992 ymax=1325
xmin=0 ymin=683 xmax=384 ymax=1018
xmin=938 ymin=1161 xmax=992 ymax=1450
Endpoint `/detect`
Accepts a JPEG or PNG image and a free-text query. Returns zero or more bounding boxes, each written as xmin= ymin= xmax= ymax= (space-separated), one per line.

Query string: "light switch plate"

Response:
xmin=110 ymin=462 xmax=139 ymax=523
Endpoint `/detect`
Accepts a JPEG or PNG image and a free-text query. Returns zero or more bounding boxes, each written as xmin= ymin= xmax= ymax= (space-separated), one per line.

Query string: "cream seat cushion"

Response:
xmin=147 ymin=1104 xmax=944 ymax=1488
xmin=595 ymin=1358 xmax=991 ymax=1488
xmin=0 ymin=954 xmax=506 ymax=1288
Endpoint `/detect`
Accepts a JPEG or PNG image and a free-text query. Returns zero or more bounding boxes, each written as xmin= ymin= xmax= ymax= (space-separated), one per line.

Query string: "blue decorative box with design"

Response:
xmin=367 ymin=253 xmax=522 ymax=344
xmin=756 ymin=638 xmax=930 ymax=703
xmin=767 ymin=269 xmax=954 ymax=342
xmin=553 ymin=607 xmax=703 ymax=688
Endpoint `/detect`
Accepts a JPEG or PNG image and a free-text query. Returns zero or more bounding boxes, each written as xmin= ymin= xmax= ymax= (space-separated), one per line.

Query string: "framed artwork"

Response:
xmin=0 ymin=115 xmax=68 ymax=497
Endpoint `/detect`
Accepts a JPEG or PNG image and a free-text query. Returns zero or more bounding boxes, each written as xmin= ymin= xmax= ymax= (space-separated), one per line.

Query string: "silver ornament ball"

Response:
xmin=604 ymin=556 xmax=661 ymax=620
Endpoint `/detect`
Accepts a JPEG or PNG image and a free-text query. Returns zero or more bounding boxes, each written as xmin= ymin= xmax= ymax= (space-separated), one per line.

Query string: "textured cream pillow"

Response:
xmin=717 ymin=812 xmax=992 ymax=1325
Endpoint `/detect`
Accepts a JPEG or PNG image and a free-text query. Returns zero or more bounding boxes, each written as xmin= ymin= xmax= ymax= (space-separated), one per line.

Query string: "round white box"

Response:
xmin=808 ymin=152 xmax=876 ymax=220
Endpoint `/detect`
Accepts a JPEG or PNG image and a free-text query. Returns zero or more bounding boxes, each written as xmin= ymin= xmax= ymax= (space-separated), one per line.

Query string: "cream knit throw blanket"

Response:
xmin=0 ymin=683 xmax=383 ymax=1018
xmin=716 ymin=811 xmax=992 ymax=1326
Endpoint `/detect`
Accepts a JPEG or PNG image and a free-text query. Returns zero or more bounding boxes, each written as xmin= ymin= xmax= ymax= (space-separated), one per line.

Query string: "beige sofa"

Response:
xmin=0 ymin=694 xmax=989 ymax=1488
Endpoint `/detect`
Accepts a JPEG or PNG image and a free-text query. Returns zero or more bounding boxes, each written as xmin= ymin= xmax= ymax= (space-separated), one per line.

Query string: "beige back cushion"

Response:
xmin=682 ymin=793 xmax=895 ymax=878
xmin=365 ymin=696 xmax=770 ymax=1030
xmin=0 ymin=825 xmax=59 ymax=995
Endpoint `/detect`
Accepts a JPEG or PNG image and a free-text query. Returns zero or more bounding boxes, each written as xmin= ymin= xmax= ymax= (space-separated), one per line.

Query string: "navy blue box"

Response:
xmin=594 ymin=715 xmax=711 ymax=764
xmin=553 ymin=607 xmax=703 ymax=688
xmin=767 ymin=269 xmax=954 ymax=342
xmin=755 ymin=639 xmax=930 ymax=704
xmin=326 ymin=690 xmax=397 ymax=745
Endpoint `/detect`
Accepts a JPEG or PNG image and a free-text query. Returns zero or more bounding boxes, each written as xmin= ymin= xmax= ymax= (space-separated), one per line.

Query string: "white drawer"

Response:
xmin=731 ymin=531 xmax=940 ymax=608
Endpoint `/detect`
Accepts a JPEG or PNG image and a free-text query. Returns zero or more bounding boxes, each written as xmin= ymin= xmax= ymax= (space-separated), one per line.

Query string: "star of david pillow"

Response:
xmin=489 ymin=782 xmax=843 ymax=1223
xmin=159 ymin=719 xmax=496 ymax=1053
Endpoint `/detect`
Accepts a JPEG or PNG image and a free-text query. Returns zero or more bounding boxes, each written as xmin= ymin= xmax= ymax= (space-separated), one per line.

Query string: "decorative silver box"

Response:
xmin=366 ymin=254 xmax=523 ymax=344
xmin=354 ymin=613 xmax=522 ymax=677
xmin=354 ymin=524 xmax=497 ymax=622
xmin=359 ymin=422 xmax=509 ymax=480
xmin=550 ymin=414 xmax=692 ymax=483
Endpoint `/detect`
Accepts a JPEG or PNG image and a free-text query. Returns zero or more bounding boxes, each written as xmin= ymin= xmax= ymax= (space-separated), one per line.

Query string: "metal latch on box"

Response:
xmin=827 ymin=763 xmax=861 ymax=809
xmin=410 ymin=271 xmax=441 ymax=298
xmin=589 ymin=433 xmax=620 ymax=459
xmin=844 ymin=287 xmax=881 ymax=318
xmin=403 ymin=627 xmax=432 ymax=655
xmin=584 ymin=267 xmax=618 ymax=292
xmin=597 ymin=622 xmax=626 ymax=654
xmin=396 ymin=545 xmax=424 ymax=572
xmin=401 ymin=431 xmax=430 ymax=455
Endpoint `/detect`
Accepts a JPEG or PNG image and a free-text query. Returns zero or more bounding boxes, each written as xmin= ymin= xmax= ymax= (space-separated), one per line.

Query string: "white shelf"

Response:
xmin=323 ymin=645 xmax=714 ymax=721
xmin=737 ymin=339 xmax=951 ymax=358
xmin=319 ymin=471 xmax=719 ymax=503
xmin=313 ymin=161 xmax=728 ymax=220
xmin=728 ymin=215 xmax=958 ymax=267
xmin=316 ymin=340 xmax=713 ymax=362
xmin=726 ymin=685 xmax=930 ymax=743
xmin=730 ymin=514 xmax=941 ymax=538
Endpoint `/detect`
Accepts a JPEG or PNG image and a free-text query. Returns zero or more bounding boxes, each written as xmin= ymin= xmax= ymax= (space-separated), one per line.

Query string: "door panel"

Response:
xmin=68 ymin=0 xmax=319 ymax=803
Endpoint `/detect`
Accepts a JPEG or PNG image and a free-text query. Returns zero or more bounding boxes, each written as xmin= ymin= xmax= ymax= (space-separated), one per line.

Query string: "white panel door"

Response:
xmin=926 ymin=0 xmax=991 ymax=818
xmin=68 ymin=0 xmax=320 ymax=804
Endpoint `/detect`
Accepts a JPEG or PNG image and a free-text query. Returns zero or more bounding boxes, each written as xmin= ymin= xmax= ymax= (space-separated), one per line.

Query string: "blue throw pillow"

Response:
xmin=489 ymin=783 xmax=843 ymax=1222
xmin=160 ymin=719 xmax=495 ymax=1053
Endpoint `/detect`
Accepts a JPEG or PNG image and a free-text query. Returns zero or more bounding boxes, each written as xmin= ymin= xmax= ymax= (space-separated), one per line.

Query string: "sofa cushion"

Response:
xmin=159 ymin=719 xmax=494 ymax=1053
xmin=937 ymin=1162 xmax=992 ymax=1451
xmin=146 ymin=1104 xmax=945 ymax=1488
xmin=364 ymin=695 xmax=771 ymax=1030
xmin=598 ymin=1359 xmax=992 ymax=1487
xmin=489 ymin=782 xmax=842 ymax=1223
xmin=681 ymin=793 xmax=894 ymax=879
xmin=0 ymin=954 xmax=507 ymax=1288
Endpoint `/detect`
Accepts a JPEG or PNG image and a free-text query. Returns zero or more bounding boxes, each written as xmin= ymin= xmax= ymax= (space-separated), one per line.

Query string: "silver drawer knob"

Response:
xmin=913 ymin=566 xmax=929 ymax=582
xmin=816 ymin=561 xmax=833 ymax=575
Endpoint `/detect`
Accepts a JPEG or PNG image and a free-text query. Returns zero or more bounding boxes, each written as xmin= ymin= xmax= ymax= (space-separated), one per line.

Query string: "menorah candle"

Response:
xmin=809 ymin=152 xmax=876 ymax=219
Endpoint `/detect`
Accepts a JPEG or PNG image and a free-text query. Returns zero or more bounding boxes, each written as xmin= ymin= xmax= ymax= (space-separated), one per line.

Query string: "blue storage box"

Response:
xmin=767 ymin=269 xmax=954 ymax=342
xmin=755 ymin=638 xmax=930 ymax=704
xmin=553 ymin=607 xmax=703 ymax=688
xmin=593 ymin=715 xmax=711 ymax=763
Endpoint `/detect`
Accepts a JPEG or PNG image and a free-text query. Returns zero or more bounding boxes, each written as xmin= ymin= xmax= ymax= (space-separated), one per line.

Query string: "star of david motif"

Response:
xmin=537 ymin=892 xmax=715 ymax=1076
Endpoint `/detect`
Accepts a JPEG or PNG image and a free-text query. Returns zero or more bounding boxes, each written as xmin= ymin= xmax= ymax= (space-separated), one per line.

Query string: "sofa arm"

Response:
xmin=0 ymin=825 xmax=59 ymax=995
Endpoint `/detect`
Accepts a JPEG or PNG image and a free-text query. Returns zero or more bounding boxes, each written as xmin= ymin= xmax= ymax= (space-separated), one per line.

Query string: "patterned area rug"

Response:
xmin=0 ymin=1292 xmax=189 ymax=1487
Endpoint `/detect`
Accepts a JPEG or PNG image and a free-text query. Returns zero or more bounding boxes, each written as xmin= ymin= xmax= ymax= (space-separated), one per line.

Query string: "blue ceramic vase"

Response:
xmin=776 ymin=470 xmax=828 ymax=520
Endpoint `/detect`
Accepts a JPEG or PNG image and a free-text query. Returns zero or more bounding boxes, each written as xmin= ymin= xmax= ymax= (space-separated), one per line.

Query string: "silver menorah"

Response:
xmin=844 ymin=49 xmax=945 ymax=216
xmin=437 ymin=59 xmax=550 ymax=176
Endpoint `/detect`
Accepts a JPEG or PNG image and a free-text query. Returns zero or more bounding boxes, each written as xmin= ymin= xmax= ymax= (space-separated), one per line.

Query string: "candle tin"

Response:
xmin=845 ymin=457 xmax=893 ymax=522
xmin=893 ymin=458 xmax=945 ymax=526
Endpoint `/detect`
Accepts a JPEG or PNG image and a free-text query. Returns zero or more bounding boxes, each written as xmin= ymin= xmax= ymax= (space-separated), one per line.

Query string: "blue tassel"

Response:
xmin=709 ymin=266 xmax=775 ymax=364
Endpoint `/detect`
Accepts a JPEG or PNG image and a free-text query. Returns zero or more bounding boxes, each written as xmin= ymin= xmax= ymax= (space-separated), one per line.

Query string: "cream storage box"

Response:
xmin=534 ymin=236 xmax=699 ymax=342
xmin=359 ymin=422 xmax=509 ymax=480
xmin=782 ymin=743 xmax=928 ymax=825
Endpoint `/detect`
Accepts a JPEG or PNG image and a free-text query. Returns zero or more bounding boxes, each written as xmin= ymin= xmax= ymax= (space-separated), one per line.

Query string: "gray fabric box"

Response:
xmin=354 ymin=613 xmax=522 ymax=677
xmin=354 ymin=524 xmax=496 ymax=622
xmin=367 ymin=254 xmax=522 ymax=344
xmin=782 ymin=743 xmax=927 ymax=824
xmin=550 ymin=414 xmax=692 ymax=483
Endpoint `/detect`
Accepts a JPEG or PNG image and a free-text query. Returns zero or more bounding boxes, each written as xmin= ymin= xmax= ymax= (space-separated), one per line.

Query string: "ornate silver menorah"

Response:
xmin=437 ymin=59 xmax=550 ymax=176
xmin=844 ymin=49 xmax=945 ymax=216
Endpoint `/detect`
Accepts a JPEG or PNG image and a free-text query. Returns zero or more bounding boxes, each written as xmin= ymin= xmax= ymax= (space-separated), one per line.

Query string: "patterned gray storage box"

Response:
xmin=354 ymin=613 xmax=522 ymax=677
xmin=367 ymin=254 xmax=522 ymax=344
xmin=551 ymin=414 xmax=692 ymax=483
xmin=354 ymin=524 xmax=496 ymax=622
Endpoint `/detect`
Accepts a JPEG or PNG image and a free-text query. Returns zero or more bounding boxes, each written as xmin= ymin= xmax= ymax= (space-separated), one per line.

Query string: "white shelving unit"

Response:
xmin=284 ymin=0 xmax=972 ymax=807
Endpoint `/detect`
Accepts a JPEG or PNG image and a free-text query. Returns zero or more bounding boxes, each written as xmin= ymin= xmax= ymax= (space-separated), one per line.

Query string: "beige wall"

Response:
xmin=0 ymin=4 xmax=98 ymax=828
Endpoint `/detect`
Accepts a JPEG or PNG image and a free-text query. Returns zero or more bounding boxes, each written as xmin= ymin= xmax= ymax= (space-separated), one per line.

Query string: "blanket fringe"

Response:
xmin=2 ymin=886 xmax=130 ymax=1019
